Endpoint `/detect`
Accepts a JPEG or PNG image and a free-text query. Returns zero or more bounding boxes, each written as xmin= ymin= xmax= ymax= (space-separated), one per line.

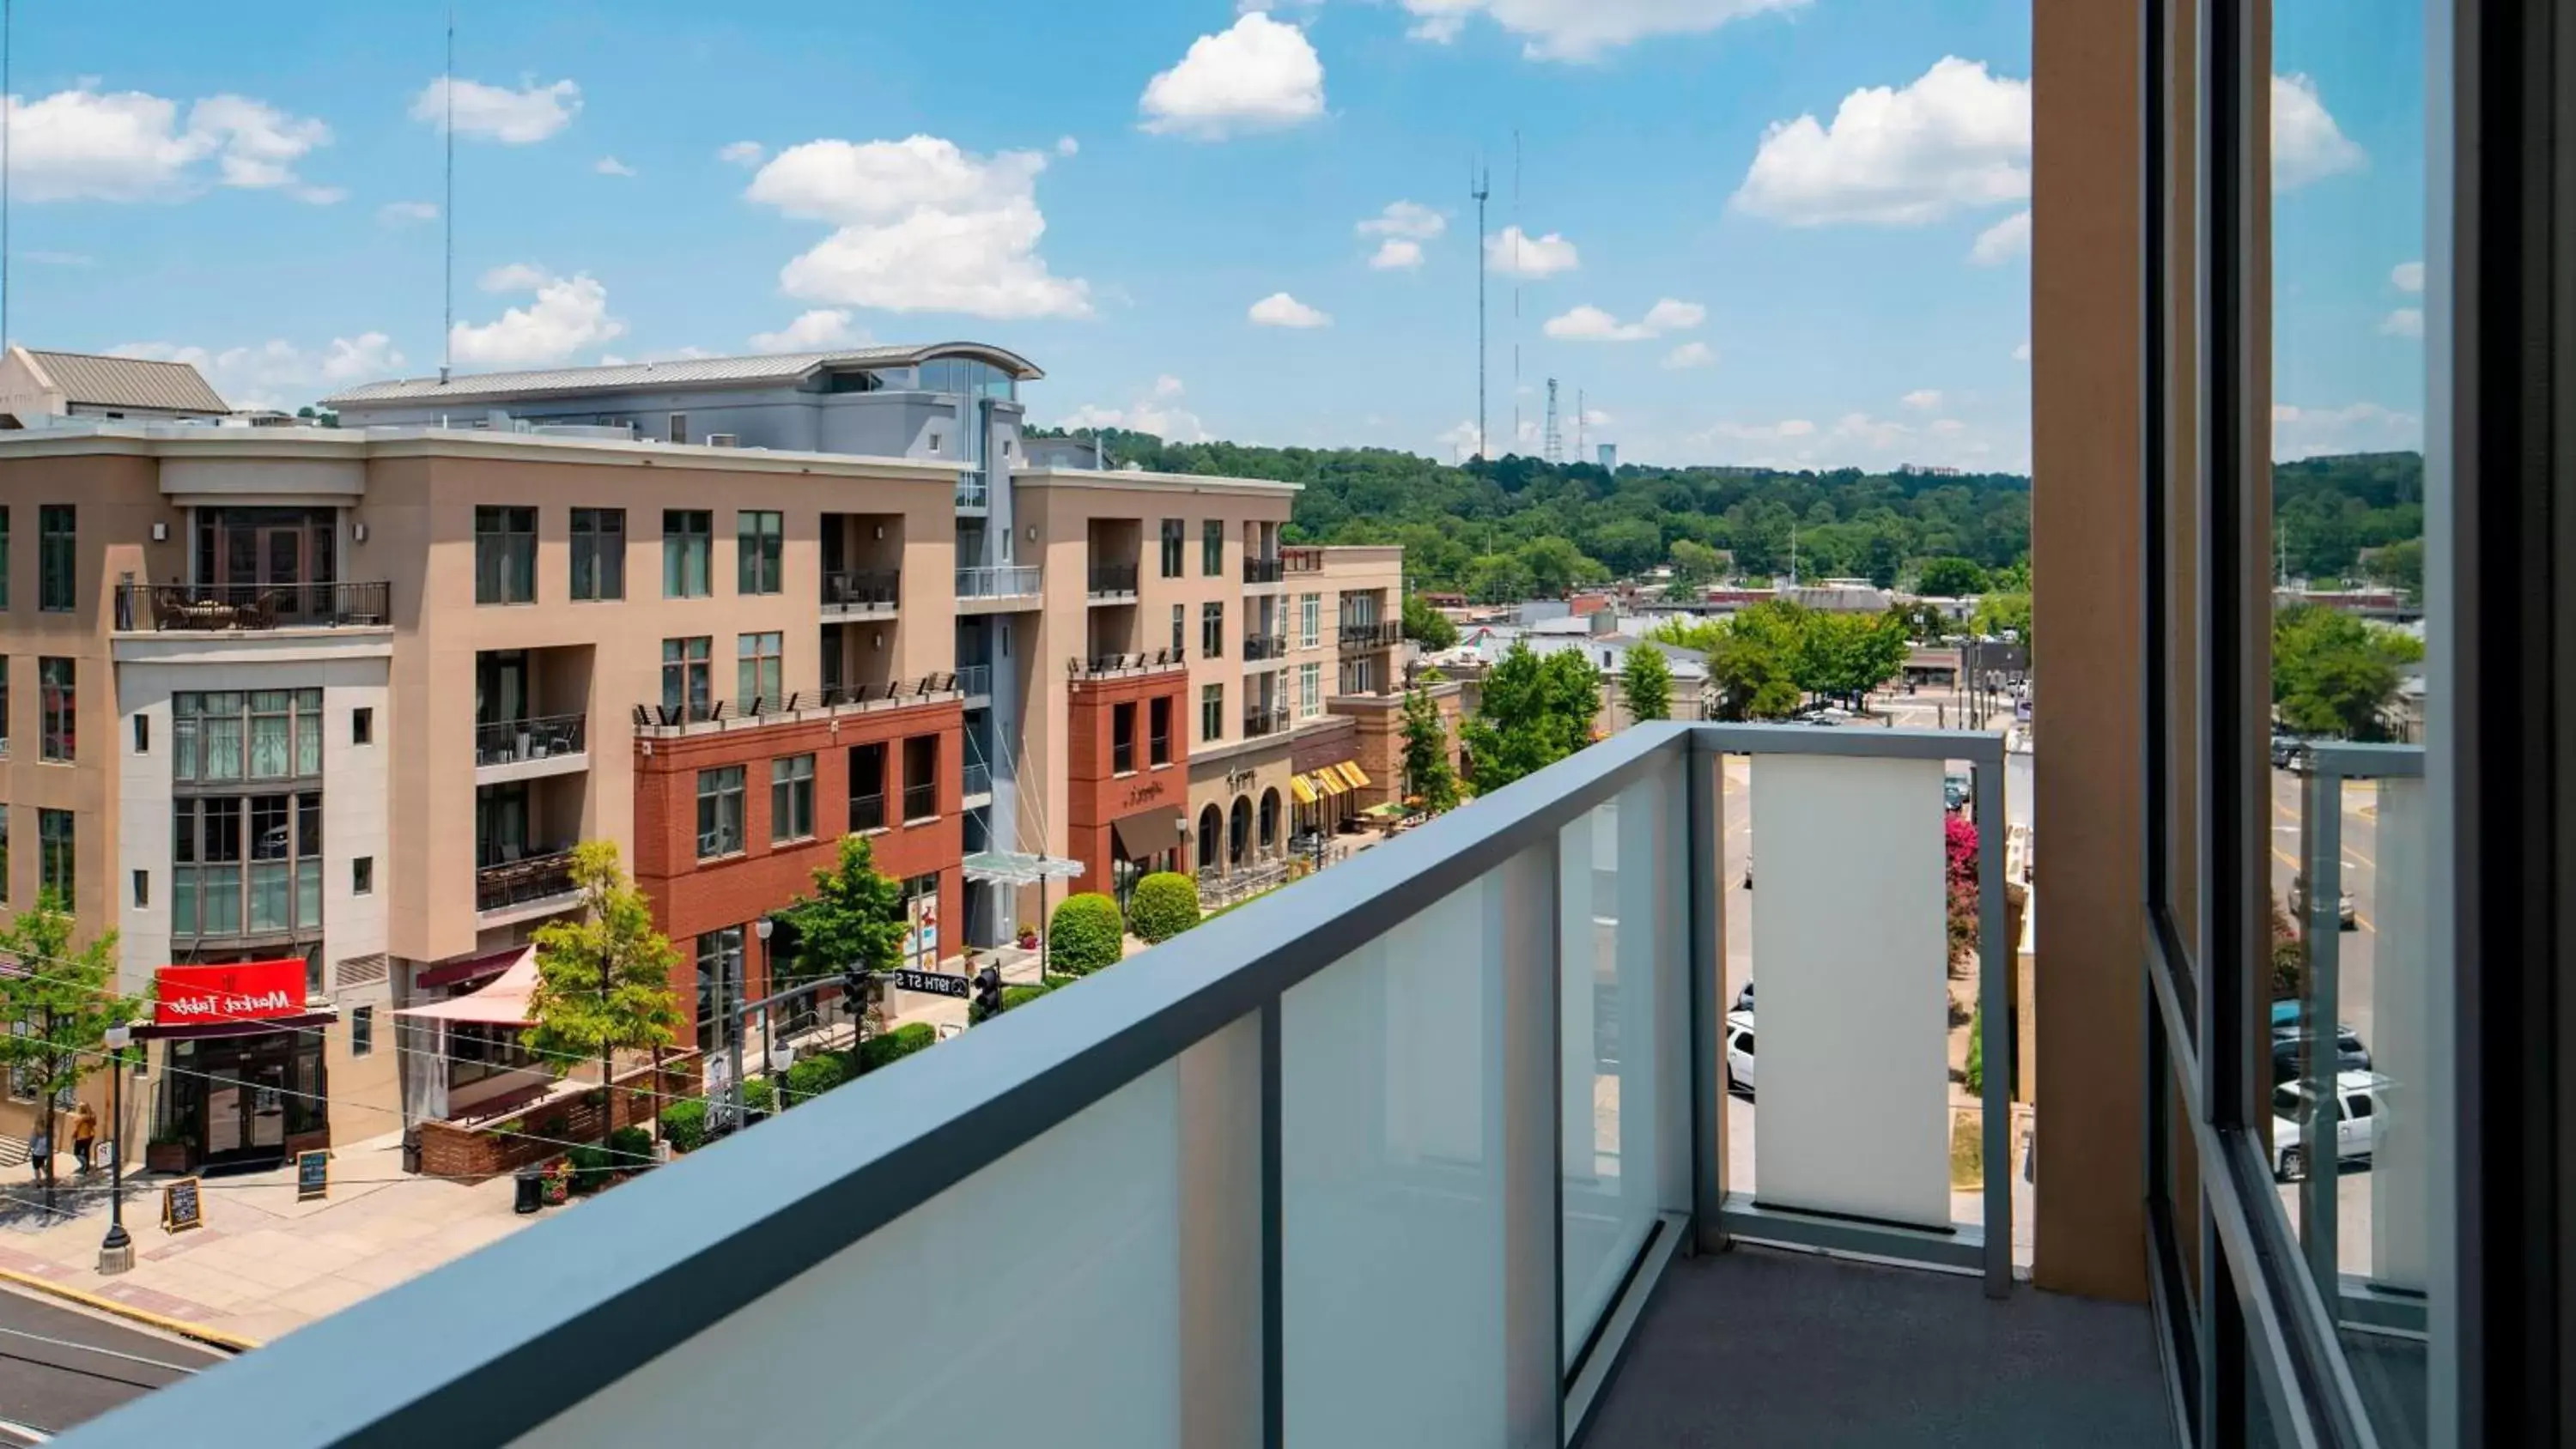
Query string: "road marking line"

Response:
xmin=2270 ymin=846 xmax=2300 ymax=870
xmin=0 ymin=1270 xmax=255 ymax=1354
xmin=2354 ymin=912 xmax=2375 ymax=935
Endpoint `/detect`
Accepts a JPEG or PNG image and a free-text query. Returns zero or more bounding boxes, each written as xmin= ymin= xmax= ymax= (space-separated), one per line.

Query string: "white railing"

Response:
xmin=956 ymin=565 xmax=1041 ymax=599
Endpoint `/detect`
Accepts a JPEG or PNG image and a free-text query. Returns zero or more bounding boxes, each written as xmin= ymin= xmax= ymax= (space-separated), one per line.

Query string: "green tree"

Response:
xmin=0 ymin=891 xmax=138 ymax=1200
xmin=1461 ymin=643 xmax=1601 ymax=792
xmin=2363 ymin=537 xmax=2425 ymax=603
xmin=1400 ymin=684 xmax=1462 ymax=811
xmin=1516 ymin=536 xmax=1607 ymax=597
xmin=1463 ymin=552 xmax=1536 ymax=603
xmin=527 ymin=842 xmax=685 ymax=1154
xmin=1401 ymin=591 xmax=1460 ymax=650
xmin=1668 ymin=538 xmax=1728 ymax=584
xmin=1793 ymin=610 xmax=1911 ymax=707
xmin=1048 ymin=893 xmax=1125 ymax=975
xmin=1914 ymin=555 xmax=1992 ymax=597
xmin=1127 ymin=872 xmax=1202 ymax=944
xmin=777 ymin=834 xmax=908 ymax=985
xmin=1972 ymin=591 xmax=2033 ymax=649
xmin=2272 ymin=603 xmax=2421 ymax=739
xmin=1621 ymin=641 xmax=1674 ymax=723
xmin=1659 ymin=605 xmax=1807 ymax=720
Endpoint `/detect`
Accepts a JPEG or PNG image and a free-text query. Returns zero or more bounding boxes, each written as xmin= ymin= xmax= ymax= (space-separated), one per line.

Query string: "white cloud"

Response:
xmin=1901 ymin=388 xmax=1944 ymax=410
xmin=1249 ymin=291 xmax=1331 ymax=328
xmin=2271 ymin=73 xmax=2364 ymax=190
xmin=1435 ymin=419 xmax=1490 ymax=458
xmin=746 ymin=135 xmax=1092 ymax=320
xmin=2391 ymin=260 xmax=2423 ymax=293
xmin=719 ymin=140 xmax=765 ymax=167
xmin=1735 ymin=57 xmax=2030 ymax=226
xmin=1485 ymin=225 xmax=1580 ymax=278
xmin=2378 ymin=307 xmax=2424 ymax=339
xmin=107 ymin=332 xmax=404 ymax=410
xmin=1369 ymin=239 xmax=1425 ymax=270
xmin=1968 ymin=208 xmax=2030 ymax=264
xmin=410 ymin=76 xmax=581 ymax=144
xmin=0 ymin=86 xmax=337 ymax=203
xmin=2272 ymin=401 xmax=2421 ymax=459
xmin=1663 ymin=341 xmax=1716 ymax=369
xmin=748 ymin=309 xmax=867 ymax=353
xmin=2012 ymin=339 xmax=2031 ymax=361
xmin=1398 ymin=0 xmax=1805 ymax=61
xmin=1542 ymin=297 xmax=1703 ymax=341
xmin=1060 ymin=374 xmax=1210 ymax=443
xmin=378 ymin=199 xmax=439 ymax=226
xmin=1702 ymin=418 xmax=1817 ymax=442
xmin=597 ymin=347 xmax=715 ymax=367
xmin=1055 ymin=136 xmax=1080 ymax=157
xmin=450 ymin=269 xmax=625 ymax=368
xmin=593 ymin=155 xmax=635 ymax=177
xmin=1139 ymin=14 xmax=1327 ymax=140
xmin=1358 ymin=200 xmax=1446 ymax=239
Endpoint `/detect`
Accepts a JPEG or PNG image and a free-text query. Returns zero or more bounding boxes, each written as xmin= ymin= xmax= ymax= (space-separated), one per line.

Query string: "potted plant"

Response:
xmin=1017 ymin=921 xmax=1039 ymax=950
xmin=541 ymin=1159 xmax=572 ymax=1206
xmin=145 ymin=1131 xmax=194 ymax=1175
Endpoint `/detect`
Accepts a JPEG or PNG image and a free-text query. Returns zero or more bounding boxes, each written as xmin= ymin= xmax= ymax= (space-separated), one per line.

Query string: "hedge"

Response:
xmin=857 ymin=1021 xmax=939 ymax=1073
xmin=782 ymin=1052 xmax=849 ymax=1106
xmin=1049 ymin=892 xmax=1126 ymax=975
xmin=659 ymin=1097 xmax=709 ymax=1153
xmin=1127 ymin=872 xmax=1201 ymax=944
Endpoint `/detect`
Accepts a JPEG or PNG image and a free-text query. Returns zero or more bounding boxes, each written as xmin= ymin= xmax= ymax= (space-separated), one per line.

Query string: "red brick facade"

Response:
xmin=416 ymin=1056 xmax=702 ymax=1180
xmin=633 ymin=700 xmax=965 ymax=1028
xmin=1066 ymin=669 xmax=1190 ymax=888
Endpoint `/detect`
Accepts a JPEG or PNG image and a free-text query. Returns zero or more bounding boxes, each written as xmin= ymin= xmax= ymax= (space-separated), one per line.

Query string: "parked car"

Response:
xmin=2269 ymin=735 xmax=2306 ymax=769
xmin=1943 ymin=772 xmax=1971 ymax=812
xmin=1742 ymin=854 xmax=1753 ymax=889
xmin=1724 ymin=1010 xmax=1756 ymax=1098
xmin=2269 ymin=1071 xmax=2388 ymax=1181
xmin=2270 ymin=1024 xmax=2372 ymax=1085
xmin=2287 ymin=873 xmax=2358 ymax=930
xmin=1733 ymin=979 xmax=1755 ymax=1015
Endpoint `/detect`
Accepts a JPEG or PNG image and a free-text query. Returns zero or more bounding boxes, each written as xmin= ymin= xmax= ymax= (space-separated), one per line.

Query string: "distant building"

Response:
xmin=0 ymin=345 xmax=231 ymax=427
xmin=1596 ymin=443 xmax=1617 ymax=470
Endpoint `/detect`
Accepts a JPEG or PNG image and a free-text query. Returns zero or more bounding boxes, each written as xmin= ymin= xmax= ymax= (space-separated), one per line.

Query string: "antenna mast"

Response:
xmin=440 ymin=3 xmax=455 ymax=384
xmin=1471 ymin=161 xmax=1489 ymax=461
xmin=3 ymin=0 xmax=13 ymax=351
xmin=1575 ymin=387 xmax=1584 ymax=459
xmin=1543 ymin=378 xmax=1562 ymax=464
xmin=1511 ymin=129 xmax=1522 ymax=455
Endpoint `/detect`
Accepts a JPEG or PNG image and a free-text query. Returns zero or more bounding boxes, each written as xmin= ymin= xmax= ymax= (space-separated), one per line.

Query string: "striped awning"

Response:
xmin=1290 ymin=774 xmax=1320 ymax=805
xmin=1337 ymin=761 xmax=1370 ymax=789
xmin=1315 ymin=771 xmax=1347 ymax=797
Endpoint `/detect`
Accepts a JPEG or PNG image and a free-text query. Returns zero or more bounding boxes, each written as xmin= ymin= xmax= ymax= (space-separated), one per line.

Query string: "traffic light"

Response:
xmin=974 ymin=965 xmax=1003 ymax=1022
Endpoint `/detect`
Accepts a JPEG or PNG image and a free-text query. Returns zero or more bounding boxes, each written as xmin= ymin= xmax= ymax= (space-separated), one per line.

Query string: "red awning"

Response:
xmin=397 ymin=949 xmax=540 ymax=1027
xmin=416 ymin=946 xmax=528 ymax=991
xmin=132 ymin=1009 xmax=338 ymax=1043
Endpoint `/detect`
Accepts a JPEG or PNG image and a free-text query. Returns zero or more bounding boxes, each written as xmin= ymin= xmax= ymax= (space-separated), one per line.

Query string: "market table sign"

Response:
xmin=154 ymin=960 xmax=309 ymax=1028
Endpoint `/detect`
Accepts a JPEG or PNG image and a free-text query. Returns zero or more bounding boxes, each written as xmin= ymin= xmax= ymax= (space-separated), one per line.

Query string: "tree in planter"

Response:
xmin=778 ymin=834 xmax=908 ymax=990
xmin=1400 ymin=684 xmax=1461 ymax=812
xmin=1048 ymin=893 xmax=1125 ymax=976
xmin=528 ymin=843 xmax=684 ymax=1161
xmin=1620 ymin=641 xmax=1673 ymax=724
xmin=1128 ymin=872 xmax=1201 ymax=944
xmin=0 ymin=891 xmax=140 ymax=1206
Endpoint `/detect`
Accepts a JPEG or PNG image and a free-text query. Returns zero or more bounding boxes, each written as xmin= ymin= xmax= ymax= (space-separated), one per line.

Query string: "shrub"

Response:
xmin=740 ymin=1076 xmax=777 ymax=1115
xmin=1127 ymin=872 xmax=1202 ymax=944
xmin=1049 ymin=892 xmax=1126 ymax=975
xmin=659 ymin=1098 xmax=710 ymax=1154
xmin=564 ymin=1143 xmax=616 ymax=1194
xmin=1964 ymin=1003 xmax=1984 ymax=1096
xmin=857 ymin=1021 xmax=939 ymax=1074
xmin=782 ymin=1052 xmax=849 ymax=1106
xmin=606 ymin=1124 xmax=653 ymax=1168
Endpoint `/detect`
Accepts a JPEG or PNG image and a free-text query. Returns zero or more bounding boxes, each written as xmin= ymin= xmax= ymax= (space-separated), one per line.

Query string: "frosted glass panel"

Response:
xmin=517 ymin=1022 xmax=1259 ymax=1449
xmin=1748 ymin=754 xmax=1951 ymax=1228
xmin=1282 ymin=847 xmax=1553 ymax=1449
xmin=2366 ymin=776 xmax=2429 ymax=1292
xmin=1560 ymin=771 xmax=1686 ymax=1361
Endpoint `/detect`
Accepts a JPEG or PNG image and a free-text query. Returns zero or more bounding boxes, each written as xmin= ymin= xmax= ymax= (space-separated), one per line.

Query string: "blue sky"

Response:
xmin=3 ymin=0 xmax=2420 ymax=469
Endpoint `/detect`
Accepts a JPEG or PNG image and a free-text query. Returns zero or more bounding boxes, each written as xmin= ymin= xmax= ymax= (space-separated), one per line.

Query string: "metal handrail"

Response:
xmin=901 ymin=783 xmax=939 ymax=822
xmin=963 ymin=762 xmax=993 ymax=798
xmin=956 ymin=477 xmax=991 ymax=509
xmin=1242 ymin=706 xmax=1291 ymax=737
xmin=821 ymin=568 xmax=900 ymax=610
xmin=473 ymin=847 xmax=579 ymax=912
xmin=956 ymin=664 xmax=993 ymax=698
xmin=957 ymin=565 xmax=1042 ymax=598
xmin=1337 ymin=621 xmax=1400 ymax=651
xmin=1243 ymin=634 xmax=1290 ymax=661
xmin=116 ymin=579 xmax=391 ymax=632
xmin=473 ymin=712 xmax=587 ymax=767
xmin=1087 ymin=562 xmax=1139 ymax=595
xmin=850 ymin=792 xmax=888 ymax=833
xmin=1242 ymin=556 xmax=1285 ymax=585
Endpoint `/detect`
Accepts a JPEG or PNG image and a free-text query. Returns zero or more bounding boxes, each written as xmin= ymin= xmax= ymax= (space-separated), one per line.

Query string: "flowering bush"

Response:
xmin=1945 ymin=816 xmax=1978 ymax=972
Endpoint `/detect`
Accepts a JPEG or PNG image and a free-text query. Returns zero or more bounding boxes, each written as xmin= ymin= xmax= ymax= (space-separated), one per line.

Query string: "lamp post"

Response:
xmin=752 ymin=917 xmax=775 ymax=1097
xmin=98 ymin=1024 xmax=133 ymax=1275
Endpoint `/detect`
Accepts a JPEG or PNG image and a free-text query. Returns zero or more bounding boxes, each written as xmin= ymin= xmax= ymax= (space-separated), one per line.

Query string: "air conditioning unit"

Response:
xmin=707 ymin=433 xmax=740 ymax=448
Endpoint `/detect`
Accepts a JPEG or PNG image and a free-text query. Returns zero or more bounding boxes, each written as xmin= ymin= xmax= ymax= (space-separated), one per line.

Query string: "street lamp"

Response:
xmin=99 ymin=1023 xmax=133 ymax=1275
xmin=752 ymin=918 xmax=775 ymax=1105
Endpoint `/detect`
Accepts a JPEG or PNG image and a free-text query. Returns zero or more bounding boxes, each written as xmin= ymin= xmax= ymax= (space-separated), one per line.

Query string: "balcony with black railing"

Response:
xmin=1242 ymin=704 xmax=1291 ymax=738
xmin=117 ymin=579 xmax=391 ymax=633
xmin=821 ymin=568 xmax=901 ymax=616
xmin=1338 ymin=620 xmax=1400 ymax=652
xmin=902 ymin=780 xmax=939 ymax=822
xmin=1087 ymin=561 xmax=1140 ymax=600
xmin=1242 ymin=633 xmax=1290 ymax=662
xmin=850 ymin=791 xmax=888 ymax=833
xmin=1242 ymin=555 xmax=1285 ymax=585
xmin=1068 ymin=647 xmax=1188 ymax=679
xmin=472 ymin=713 xmax=588 ymax=771
xmin=473 ymin=846 xmax=579 ymax=916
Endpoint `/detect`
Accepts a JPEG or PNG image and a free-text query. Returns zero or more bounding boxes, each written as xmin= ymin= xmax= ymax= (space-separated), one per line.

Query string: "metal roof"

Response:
xmin=319 ymin=342 xmax=1044 ymax=408
xmin=21 ymin=349 xmax=230 ymax=414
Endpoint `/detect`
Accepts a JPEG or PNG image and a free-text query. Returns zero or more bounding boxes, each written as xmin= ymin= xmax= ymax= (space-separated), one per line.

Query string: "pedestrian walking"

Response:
xmin=27 ymin=1127 xmax=50 ymax=1186
xmin=69 ymin=1102 xmax=99 ymax=1173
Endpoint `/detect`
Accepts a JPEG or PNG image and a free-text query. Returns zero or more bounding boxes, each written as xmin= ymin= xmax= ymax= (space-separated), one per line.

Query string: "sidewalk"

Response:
xmin=0 ymin=1130 xmax=537 ymax=1344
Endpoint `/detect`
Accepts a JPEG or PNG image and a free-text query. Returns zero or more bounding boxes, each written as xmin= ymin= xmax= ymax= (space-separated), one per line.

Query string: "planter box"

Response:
xmin=145 ymin=1141 xmax=193 ymax=1174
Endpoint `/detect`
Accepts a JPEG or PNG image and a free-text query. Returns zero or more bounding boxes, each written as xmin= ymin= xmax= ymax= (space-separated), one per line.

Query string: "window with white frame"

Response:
xmin=1301 ymin=593 xmax=1321 ymax=649
xmin=1300 ymin=663 xmax=1321 ymax=718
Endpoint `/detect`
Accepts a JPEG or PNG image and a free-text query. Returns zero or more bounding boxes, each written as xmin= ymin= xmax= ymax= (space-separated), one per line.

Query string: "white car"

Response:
xmin=1724 ymin=1010 xmax=1756 ymax=1098
xmin=2270 ymin=1070 xmax=2387 ymax=1181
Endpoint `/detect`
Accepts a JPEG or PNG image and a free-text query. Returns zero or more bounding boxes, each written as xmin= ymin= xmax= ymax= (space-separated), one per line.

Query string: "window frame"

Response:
xmin=36 ymin=504 xmax=74 ymax=613
xmin=770 ymin=754 xmax=817 ymax=845
xmin=738 ymin=631 xmax=785 ymax=708
xmin=37 ymin=657 xmax=73 ymax=762
xmin=1201 ymin=601 xmax=1224 ymax=660
xmin=737 ymin=510 xmax=785 ymax=596
xmin=36 ymin=808 xmax=73 ymax=902
xmin=1160 ymin=519 xmax=1185 ymax=578
xmin=570 ymin=507 xmax=627 ymax=602
xmin=662 ymin=637 xmax=714 ymax=722
xmin=663 ymin=510 xmax=714 ymax=599
xmin=1201 ymin=519 xmax=1224 ymax=576
xmin=1200 ymin=682 xmax=1223 ymax=744
xmin=472 ymin=506 xmax=538 ymax=605
xmin=696 ymin=766 xmax=747 ymax=860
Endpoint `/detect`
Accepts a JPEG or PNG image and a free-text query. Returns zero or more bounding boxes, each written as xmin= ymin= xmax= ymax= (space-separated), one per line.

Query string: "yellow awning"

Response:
xmin=1289 ymin=774 xmax=1320 ymax=805
xmin=1316 ymin=771 xmax=1347 ymax=797
xmin=1338 ymin=761 xmax=1370 ymax=790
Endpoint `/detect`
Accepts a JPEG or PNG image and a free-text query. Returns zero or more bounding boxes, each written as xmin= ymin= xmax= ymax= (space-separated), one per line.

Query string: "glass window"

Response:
xmin=1171 ymin=603 xmax=1186 ymax=655
xmin=1302 ymin=592 xmax=1321 ymax=648
xmin=1201 ymin=602 xmax=1224 ymax=659
xmin=473 ymin=506 xmax=537 ymax=604
xmin=738 ymin=511 xmax=784 ymax=595
xmin=1150 ymin=697 xmax=1171 ymax=767
xmin=1160 ymin=519 xmax=1184 ymax=578
xmin=352 ymin=1005 xmax=374 ymax=1058
xmin=0 ymin=505 xmax=9 ymax=608
xmin=38 ymin=658 xmax=72 ymax=761
xmin=36 ymin=809 xmax=71 ymax=902
xmin=901 ymin=736 xmax=939 ymax=822
xmin=1301 ymin=662 xmax=1322 ymax=718
xmin=161 ymin=791 xmax=325 ymax=941
xmin=1201 ymin=682 xmax=1223 ymax=744
xmin=1201 ymin=519 xmax=1224 ymax=576
xmin=249 ymin=690 xmax=292 ymax=777
xmin=661 ymin=637 xmax=712 ymax=722
xmin=172 ymin=691 xmax=321 ymax=782
xmin=850 ymin=743 xmax=888 ymax=832
xmin=695 ymin=926 xmax=745 ymax=1055
xmin=570 ymin=507 xmax=626 ymax=601
xmin=0 ymin=806 xmax=9 ymax=905
xmin=0 ymin=660 xmax=9 ymax=758
xmin=354 ymin=857 xmax=374 ymax=894
xmin=1112 ymin=703 xmax=1136 ymax=775
xmin=771 ymin=755 xmax=816 ymax=843
xmin=696 ymin=766 xmax=746 ymax=859
xmin=738 ymin=631 xmax=784 ymax=707
xmin=36 ymin=505 xmax=73 ymax=613
xmin=352 ymin=706 xmax=373 ymax=746
xmin=663 ymin=510 xmax=713 ymax=597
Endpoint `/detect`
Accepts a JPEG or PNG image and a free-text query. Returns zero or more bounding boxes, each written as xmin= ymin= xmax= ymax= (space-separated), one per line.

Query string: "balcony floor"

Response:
xmin=1586 ymin=1246 xmax=2175 ymax=1449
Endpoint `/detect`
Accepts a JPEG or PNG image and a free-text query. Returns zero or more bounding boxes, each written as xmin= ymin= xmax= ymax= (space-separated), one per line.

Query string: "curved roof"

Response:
xmin=319 ymin=341 xmax=1043 ymax=408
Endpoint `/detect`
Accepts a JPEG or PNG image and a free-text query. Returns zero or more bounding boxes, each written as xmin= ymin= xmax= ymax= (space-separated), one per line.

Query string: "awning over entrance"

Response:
xmin=1315 ymin=770 xmax=1347 ymax=797
xmin=1110 ymin=809 xmax=1183 ymax=860
xmin=1290 ymin=775 xmax=1320 ymax=806
xmin=1337 ymin=762 xmax=1371 ymax=789
xmin=962 ymin=852 xmax=1087 ymax=887
xmin=395 ymin=948 xmax=540 ymax=1027
xmin=132 ymin=1009 xmax=338 ymax=1043
xmin=416 ymin=945 xmax=526 ymax=991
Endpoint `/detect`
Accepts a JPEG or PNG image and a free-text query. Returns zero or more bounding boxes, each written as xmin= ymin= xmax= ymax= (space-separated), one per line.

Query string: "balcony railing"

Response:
xmin=1282 ymin=544 xmax=1326 ymax=574
xmin=956 ymin=663 xmax=992 ymax=699
xmin=963 ymin=761 xmax=993 ymax=799
xmin=1069 ymin=647 xmax=1187 ymax=678
xmin=473 ymin=712 xmax=586 ymax=767
xmin=1242 ymin=555 xmax=1285 ymax=585
xmin=116 ymin=579 xmax=391 ymax=632
xmin=1242 ymin=705 xmax=1291 ymax=737
xmin=850 ymin=791 xmax=887 ymax=833
xmin=1338 ymin=620 xmax=1400 ymax=651
xmin=902 ymin=781 xmax=938 ymax=822
xmin=820 ymin=568 xmax=899 ymax=614
xmin=1087 ymin=561 xmax=1139 ymax=597
xmin=474 ymin=847 xmax=578 ymax=913
xmin=1242 ymin=633 xmax=1289 ymax=661
xmin=956 ymin=565 xmax=1042 ymax=600
xmin=955 ymin=476 xmax=990 ymax=509
xmin=633 ymin=675 xmax=961 ymax=737
xmin=104 ymin=722 xmax=2018 ymax=1448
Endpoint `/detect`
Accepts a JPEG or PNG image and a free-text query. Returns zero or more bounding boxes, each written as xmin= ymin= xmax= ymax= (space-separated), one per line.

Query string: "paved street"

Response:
xmin=0 ymin=1284 xmax=226 ymax=1442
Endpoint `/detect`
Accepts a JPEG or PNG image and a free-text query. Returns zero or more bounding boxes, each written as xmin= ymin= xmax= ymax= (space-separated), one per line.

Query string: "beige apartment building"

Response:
xmin=0 ymin=342 xmax=1407 ymax=1176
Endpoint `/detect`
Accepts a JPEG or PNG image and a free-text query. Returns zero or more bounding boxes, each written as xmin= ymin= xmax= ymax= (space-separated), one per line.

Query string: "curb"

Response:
xmin=0 ymin=1266 xmax=258 ymax=1353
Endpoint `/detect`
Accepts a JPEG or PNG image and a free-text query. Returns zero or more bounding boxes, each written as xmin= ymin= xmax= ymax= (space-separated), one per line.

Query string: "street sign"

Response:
xmin=162 ymin=1177 xmax=204 ymax=1234
xmin=890 ymin=968 xmax=969 ymax=999
xmin=296 ymin=1149 xmax=329 ymax=1201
